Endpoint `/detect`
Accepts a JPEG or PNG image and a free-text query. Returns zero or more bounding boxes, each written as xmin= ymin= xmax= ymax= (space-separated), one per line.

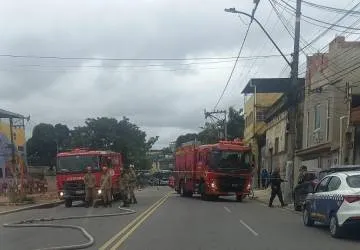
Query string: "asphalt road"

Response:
xmin=1 ymin=187 xmax=359 ymax=250
xmin=0 ymin=186 xmax=168 ymax=250
xmin=119 ymin=191 xmax=360 ymax=250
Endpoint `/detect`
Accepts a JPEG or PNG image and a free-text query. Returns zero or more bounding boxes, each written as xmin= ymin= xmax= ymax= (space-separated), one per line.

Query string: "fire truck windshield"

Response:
xmin=57 ymin=155 xmax=100 ymax=173
xmin=210 ymin=150 xmax=251 ymax=171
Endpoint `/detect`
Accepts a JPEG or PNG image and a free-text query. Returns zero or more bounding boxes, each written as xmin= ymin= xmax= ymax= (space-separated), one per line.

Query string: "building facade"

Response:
xmin=0 ymin=109 xmax=27 ymax=181
xmin=244 ymin=93 xmax=282 ymax=187
xmin=264 ymin=110 xmax=288 ymax=173
xmin=297 ymin=36 xmax=360 ymax=170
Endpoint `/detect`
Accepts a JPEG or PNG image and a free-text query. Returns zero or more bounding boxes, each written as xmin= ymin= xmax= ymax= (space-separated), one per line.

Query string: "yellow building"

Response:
xmin=242 ymin=83 xmax=283 ymax=188
xmin=0 ymin=109 xmax=27 ymax=180
xmin=244 ymin=93 xmax=283 ymax=143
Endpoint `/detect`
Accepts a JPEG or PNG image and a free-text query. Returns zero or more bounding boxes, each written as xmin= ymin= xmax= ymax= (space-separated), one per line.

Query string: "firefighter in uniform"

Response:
xmin=268 ymin=167 xmax=286 ymax=207
xmin=129 ymin=165 xmax=138 ymax=204
xmin=119 ymin=168 xmax=130 ymax=207
xmin=100 ymin=166 xmax=112 ymax=207
xmin=84 ymin=166 xmax=96 ymax=208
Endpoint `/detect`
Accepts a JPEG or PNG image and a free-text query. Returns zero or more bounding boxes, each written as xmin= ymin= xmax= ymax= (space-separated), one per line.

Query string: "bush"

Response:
xmin=7 ymin=192 xmax=35 ymax=204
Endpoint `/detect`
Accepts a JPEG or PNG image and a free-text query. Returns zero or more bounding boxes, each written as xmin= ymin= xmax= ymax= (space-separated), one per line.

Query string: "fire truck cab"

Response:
xmin=56 ymin=148 xmax=123 ymax=207
xmin=175 ymin=139 xmax=253 ymax=201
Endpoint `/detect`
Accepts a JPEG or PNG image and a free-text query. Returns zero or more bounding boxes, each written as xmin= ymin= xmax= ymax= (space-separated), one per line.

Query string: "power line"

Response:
xmin=270 ymin=0 xmax=315 ymax=54
xmin=302 ymin=1 xmax=360 ymax=50
xmin=236 ymin=3 xmax=277 ymax=92
xmin=298 ymin=17 xmax=360 ymax=75
xmin=0 ymin=54 xmax=287 ymax=69
xmin=275 ymin=0 xmax=360 ymax=34
xmin=301 ymin=0 xmax=360 ymax=16
xmin=0 ymin=53 xmax=284 ymax=62
xmin=292 ymin=1 xmax=360 ymax=78
xmin=303 ymin=14 xmax=360 ymax=30
xmin=213 ymin=23 xmax=252 ymax=110
xmin=0 ymin=65 xmax=234 ymax=73
xmin=298 ymin=34 xmax=360 ymax=76
xmin=295 ymin=1 xmax=360 ymax=74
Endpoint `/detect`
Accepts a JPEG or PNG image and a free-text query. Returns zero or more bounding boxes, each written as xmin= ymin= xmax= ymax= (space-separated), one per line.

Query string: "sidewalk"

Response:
xmin=253 ymin=188 xmax=295 ymax=211
xmin=0 ymin=192 xmax=62 ymax=215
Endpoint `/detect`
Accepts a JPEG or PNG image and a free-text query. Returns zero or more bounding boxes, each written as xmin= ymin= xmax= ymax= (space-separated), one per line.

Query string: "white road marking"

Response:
xmin=224 ymin=206 xmax=231 ymax=213
xmin=239 ymin=219 xmax=259 ymax=236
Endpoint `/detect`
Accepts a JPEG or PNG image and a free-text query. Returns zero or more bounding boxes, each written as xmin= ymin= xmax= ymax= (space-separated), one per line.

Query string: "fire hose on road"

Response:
xmin=3 ymin=206 xmax=136 ymax=250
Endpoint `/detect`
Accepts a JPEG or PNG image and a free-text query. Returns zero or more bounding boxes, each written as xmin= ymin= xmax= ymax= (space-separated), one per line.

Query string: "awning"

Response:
xmin=296 ymin=142 xmax=332 ymax=159
xmin=242 ymin=78 xmax=305 ymax=94
xmin=0 ymin=108 xmax=25 ymax=119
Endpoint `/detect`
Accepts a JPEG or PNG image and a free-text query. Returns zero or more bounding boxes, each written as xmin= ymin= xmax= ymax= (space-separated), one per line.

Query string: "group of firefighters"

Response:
xmin=83 ymin=164 xmax=137 ymax=208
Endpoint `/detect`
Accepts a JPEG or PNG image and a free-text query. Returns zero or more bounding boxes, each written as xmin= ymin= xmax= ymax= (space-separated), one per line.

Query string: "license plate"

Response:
xmin=75 ymin=190 xmax=84 ymax=194
xmin=228 ymin=192 xmax=236 ymax=196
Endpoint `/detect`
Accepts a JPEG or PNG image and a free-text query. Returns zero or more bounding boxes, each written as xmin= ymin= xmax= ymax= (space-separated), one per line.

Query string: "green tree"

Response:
xmin=27 ymin=117 xmax=158 ymax=170
xmin=226 ymin=107 xmax=245 ymax=140
xmin=175 ymin=107 xmax=245 ymax=149
xmin=54 ymin=123 xmax=71 ymax=151
xmin=175 ymin=133 xmax=198 ymax=148
xmin=198 ymin=122 xmax=218 ymax=144
xmin=27 ymin=123 xmax=57 ymax=166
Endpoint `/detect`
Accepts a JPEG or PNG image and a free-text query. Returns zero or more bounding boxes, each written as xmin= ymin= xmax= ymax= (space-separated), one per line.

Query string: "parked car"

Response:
xmin=303 ymin=171 xmax=360 ymax=238
xmin=293 ymin=165 xmax=360 ymax=211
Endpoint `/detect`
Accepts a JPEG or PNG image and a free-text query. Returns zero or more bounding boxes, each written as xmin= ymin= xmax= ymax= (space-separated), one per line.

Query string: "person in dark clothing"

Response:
xmin=268 ymin=167 xmax=286 ymax=207
xmin=261 ymin=168 xmax=269 ymax=189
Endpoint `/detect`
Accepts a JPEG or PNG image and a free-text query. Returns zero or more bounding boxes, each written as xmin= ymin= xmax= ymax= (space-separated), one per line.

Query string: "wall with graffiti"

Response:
xmin=0 ymin=118 xmax=26 ymax=181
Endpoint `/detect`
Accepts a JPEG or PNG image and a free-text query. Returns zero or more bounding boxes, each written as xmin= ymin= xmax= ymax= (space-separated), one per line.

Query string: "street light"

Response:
xmin=224 ymin=8 xmax=291 ymax=67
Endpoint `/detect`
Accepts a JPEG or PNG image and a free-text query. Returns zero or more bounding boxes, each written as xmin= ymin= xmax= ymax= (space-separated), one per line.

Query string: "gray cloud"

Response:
xmin=0 ymin=0 xmax=354 ymax=148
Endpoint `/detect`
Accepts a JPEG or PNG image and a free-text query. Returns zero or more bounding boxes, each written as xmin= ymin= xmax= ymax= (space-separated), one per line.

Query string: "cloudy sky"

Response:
xmin=0 ymin=0 xmax=359 ymax=148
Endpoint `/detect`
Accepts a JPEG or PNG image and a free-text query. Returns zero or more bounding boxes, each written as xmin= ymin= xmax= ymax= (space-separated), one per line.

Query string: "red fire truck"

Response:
xmin=56 ymin=148 xmax=123 ymax=207
xmin=174 ymin=140 xmax=253 ymax=201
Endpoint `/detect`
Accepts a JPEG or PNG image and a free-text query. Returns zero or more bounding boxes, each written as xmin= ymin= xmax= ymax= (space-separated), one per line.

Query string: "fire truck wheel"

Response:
xmin=65 ymin=199 xmax=72 ymax=208
xmin=236 ymin=195 xmax=243 ymax=202
xmin=201 ymin=193 xmax=217 ymax=201
xmin=180 ymin=182 xmax=185 ymax=197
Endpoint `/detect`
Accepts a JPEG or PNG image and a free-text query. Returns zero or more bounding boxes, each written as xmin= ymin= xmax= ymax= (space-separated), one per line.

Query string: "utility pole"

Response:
xmin=9 ymin=118 xmax=16 ymax=175
xmin=204 ymin=109 xmax=228 ymax=140
xmin=286 ymin=0 xmax=302 ymax=200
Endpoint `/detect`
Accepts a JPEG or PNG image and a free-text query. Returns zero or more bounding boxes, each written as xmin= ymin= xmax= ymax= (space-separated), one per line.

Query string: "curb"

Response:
xmin=252 ymin=196 xmax=300 ymax=214
xmin=0 ymin=200 xmax=64 ymax=216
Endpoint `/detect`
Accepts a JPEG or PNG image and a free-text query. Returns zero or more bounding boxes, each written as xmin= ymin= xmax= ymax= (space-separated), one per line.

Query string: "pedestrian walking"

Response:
xmin=268 ymin=167 xmax=286 ymax=207
xmin=261 ymin=168 xmax=269 ymax=189
xmin=129 ymin=165 xmax=138 ymax=204
xmin=119 ymin=168 xmax=130 ymax=207
xmin=100 ymin=166 xmax=112 ymax=207
xmin=298 ymin=165 xmax=308 ymax=184
xmin=84 ymin=166 xmax=96 ymax=208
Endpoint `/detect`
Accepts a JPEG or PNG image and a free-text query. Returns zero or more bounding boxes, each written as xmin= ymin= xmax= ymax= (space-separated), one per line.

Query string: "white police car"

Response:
xmin=303 ymin=171 xmax=360 ymax=237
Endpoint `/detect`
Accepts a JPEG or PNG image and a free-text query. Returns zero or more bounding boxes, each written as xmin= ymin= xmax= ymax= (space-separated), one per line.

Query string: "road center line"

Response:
xmin=110 ymin=194 xmax=170 ymax=250
xmin=239 ymin=219 xmax=259 ymax=236
xmin=99 ymin=192 xmax=170 ymax=250
xmin=224 ymin=206 xmax=231 ymax=213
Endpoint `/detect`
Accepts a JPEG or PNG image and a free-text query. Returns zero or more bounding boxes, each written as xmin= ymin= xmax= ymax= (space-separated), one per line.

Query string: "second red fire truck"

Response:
xmin=174 ymin=139 xmax=253 ymax=201
xmin=56 ymin=148 xmax=123 ymax=207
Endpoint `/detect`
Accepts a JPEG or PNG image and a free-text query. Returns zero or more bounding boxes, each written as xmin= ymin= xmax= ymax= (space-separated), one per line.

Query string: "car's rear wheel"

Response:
xmin=295 ymin=203 xmax=302 ymax=211
xmin=65 ymin=199 xmax=72 ymax=208
xmin=303 ymin=207 xmax=314 ymax=226
xmin=330 ymin=215 xmax=343 ymax=238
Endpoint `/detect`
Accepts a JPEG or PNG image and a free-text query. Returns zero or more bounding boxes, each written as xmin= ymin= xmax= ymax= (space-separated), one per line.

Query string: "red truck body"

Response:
xmin=174 ymin=140 xmax=253 ymax=201
xmin=56 ymin=148 xmax=123 ymax=207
